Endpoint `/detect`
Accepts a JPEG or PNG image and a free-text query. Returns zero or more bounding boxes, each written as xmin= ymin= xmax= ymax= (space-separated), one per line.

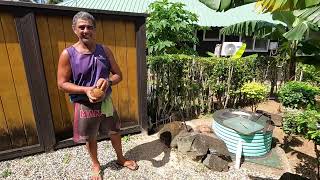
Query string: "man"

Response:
xmin=57 ymin=11 xmax=138 ymax=180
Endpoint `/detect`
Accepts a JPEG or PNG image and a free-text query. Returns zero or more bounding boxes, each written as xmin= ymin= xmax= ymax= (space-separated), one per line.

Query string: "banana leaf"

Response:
xmin=283 ymin=20 xmax=318 ymax=40
xmin=231 ymin=43 xmax=247 ymax=59
xmin=257 ymin=0 xmax=320 ymax=12
xmin=199 ymin=0 xmax=221 ymax=10
xmin=294 ymin=6 xmax=320 ymax=27
xmin=220 ymin=20 xmax=282 ymax=39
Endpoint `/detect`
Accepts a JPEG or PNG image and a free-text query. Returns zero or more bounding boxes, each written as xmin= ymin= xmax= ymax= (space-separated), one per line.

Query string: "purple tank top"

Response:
xmin=66 ymin=44 xmax=111 ymax=102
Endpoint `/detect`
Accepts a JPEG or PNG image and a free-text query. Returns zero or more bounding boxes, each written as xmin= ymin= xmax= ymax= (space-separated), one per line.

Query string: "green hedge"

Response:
xmin=147 ymin=54 xmax=259 ymax=121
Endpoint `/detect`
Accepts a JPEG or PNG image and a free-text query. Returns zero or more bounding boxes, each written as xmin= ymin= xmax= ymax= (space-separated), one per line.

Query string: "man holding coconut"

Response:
xmin=57 ymin=11 xmax=138 ymax=180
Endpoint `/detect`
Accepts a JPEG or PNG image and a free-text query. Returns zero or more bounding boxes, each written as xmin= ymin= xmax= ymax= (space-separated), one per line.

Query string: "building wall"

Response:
xmin=196 ymin=29 xmax=270 ymax=57
xmin=0 ymin=1 xmax=147 ymax=160
xmin=0 ymin=12 xmax=38 ymax=151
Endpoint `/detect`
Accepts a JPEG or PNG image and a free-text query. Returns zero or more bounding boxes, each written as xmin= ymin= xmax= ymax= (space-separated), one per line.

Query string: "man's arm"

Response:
xmin=57 ymin=49 xmax=97 ymax=100
xmin=103 ymin=45 xmax=122 ymax=86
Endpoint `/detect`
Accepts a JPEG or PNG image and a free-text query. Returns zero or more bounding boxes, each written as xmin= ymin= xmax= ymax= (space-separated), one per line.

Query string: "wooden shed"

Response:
xmin=0 ymin=1 xmax=147 ymax=161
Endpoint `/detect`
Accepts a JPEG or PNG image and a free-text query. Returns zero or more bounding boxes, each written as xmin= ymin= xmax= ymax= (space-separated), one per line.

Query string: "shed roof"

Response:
xmin=59 ymin=0 xmax=280 ymax=27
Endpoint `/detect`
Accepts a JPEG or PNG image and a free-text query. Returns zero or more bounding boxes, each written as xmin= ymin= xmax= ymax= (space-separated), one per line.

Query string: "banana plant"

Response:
xmin=199 ymin=0 xmax=256 ymax=11
xmin=218 ymin=0 xmax=320 ymax=79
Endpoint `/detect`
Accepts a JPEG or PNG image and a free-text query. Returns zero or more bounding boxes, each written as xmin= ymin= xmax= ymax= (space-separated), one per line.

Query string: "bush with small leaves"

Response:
xmin=278 ymin=81 xmax=319 ymax=109
xmin=241 ymin=82 xmax=268 ymax=111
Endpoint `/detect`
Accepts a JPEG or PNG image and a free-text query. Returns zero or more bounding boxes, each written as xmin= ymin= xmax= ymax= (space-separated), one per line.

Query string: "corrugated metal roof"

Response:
xmin=58 ymin=0 xmax=280 ymax=27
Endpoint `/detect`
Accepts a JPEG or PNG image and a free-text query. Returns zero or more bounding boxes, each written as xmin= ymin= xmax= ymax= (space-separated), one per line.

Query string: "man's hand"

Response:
xmin=85 ymin=86 xmax=99 ymax=103
xmin=96 ymin=78 xmax=109 ymax=92
xmin=86 ymin=78 xmax=110 ymax=103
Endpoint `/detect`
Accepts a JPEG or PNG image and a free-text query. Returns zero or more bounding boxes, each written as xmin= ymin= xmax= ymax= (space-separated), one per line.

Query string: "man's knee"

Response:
xmin=109 ymin=131 xmax=120 ymax=136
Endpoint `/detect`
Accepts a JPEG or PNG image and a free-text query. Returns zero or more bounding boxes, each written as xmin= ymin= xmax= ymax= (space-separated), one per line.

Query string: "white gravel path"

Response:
xmin=0 ymin=133 xmax=284 ymax=180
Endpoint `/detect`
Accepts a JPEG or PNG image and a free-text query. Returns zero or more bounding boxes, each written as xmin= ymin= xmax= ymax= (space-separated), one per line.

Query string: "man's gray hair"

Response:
xmin=72 ymin=11 xmax=96 ymax=28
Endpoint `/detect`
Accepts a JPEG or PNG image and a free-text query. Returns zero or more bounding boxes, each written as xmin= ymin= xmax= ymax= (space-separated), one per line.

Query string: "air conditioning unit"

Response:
xmin=214 ymin=44 xmax=222 ymax=57
xmin=269 ymin=42 xmax=278 ymax=50
xmin=220 ymin=42 xmax=243 ymax=56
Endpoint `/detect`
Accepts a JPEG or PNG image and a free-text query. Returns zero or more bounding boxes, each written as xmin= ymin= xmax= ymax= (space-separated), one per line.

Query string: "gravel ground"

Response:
xmin=0 ymin=133 xmax=284 ymax=180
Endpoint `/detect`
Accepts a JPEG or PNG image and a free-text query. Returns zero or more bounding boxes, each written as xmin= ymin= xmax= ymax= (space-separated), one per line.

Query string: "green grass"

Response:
xmin=25 ymin=157 xmax=34 ymax=163
xmin=62 ymin=153 xmax=72 ymax=164
xmin=1 ymin=169 xmax=12 ymax=178
xmin=122 ymin=135 xmax=131 ymax=143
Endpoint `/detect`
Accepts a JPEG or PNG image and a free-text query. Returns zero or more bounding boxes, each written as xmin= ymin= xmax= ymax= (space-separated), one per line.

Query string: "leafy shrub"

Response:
xmin=296 ymin=110 xmax=320 ymax=145
xmin=147 ymin=54 xmax=258 ymax=120
xmin=241 ymin=82 xmax=268 ymax=111
xmin=283 ymin=108 xmax=301 ymax=135
xmin=278 ymin=81 xmax=319 ymax=109
xmin=146 ymin=0 xmax=198 ymax=55
xmin=296 ymin=63 xmax=320 ymax=85
xmin=283 ymin=109 xmax=320 ymax=144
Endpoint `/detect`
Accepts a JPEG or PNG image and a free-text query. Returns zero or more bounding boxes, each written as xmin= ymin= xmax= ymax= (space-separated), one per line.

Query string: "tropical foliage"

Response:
xmin=146 ymin=0 xmax=198 ymax=55
xmin=278 ymin=81 xmax=319 ymax=109
xmin=240 ymin=82 xmax=268 ymax=111
xmin=283 ymin=109 xmax=320 ymax=144
xmin=147 ymin=54 xmax=276 ymax=121
xmin=216 ymin=0 xmax=320 ymax=80
xmin=199 ymin=0 xmax=256 ymax=11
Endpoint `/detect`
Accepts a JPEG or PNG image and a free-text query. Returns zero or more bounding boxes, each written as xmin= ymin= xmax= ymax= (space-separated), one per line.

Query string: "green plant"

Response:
xmin=147 ymin=54 xmax=259 ymax=121
xmin=146 ymin=0 xmax=198 ymax=55
xmin=296 ymin=63 xmax=320 ymax=84
xmin=283 ymin=109 xmax=320 ymax=145
xmin=296 ymin=110 xmax=320 ymax=143
xmin=1 ymin=169 xmax=12 ymax=178
xmin=278 ymin=81 xmax=319 ymax=109
xmin=199 ymin=0 xmax=255 ymax=11
xmin=283 ymin=108 xmax=301 ymax=135
xmin=122 ymin=135 xmax=130 ymax=143
xmin=241 ymin=82 xmax=268 ymax=111
xmin=283 ymin=108 xmax=320 ymax=178
xmin=219 ymin=0 xmax=320 ymax=80
xmin=63 ymin=153 xmax=72 ymax=164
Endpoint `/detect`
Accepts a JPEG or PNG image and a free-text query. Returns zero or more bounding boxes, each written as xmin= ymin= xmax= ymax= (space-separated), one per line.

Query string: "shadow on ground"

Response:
xmin=124 ymin=139 xmax=171 ymax=167
xmin=101 ymin=139 xmax=171 ymax=171
xmin=278 ymin=137 xmax=319 ymax=180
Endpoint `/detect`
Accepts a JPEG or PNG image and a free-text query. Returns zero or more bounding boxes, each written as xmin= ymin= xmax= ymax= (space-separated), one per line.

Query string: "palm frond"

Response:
xmin=257 ymin=0 xmax=320 ymax=12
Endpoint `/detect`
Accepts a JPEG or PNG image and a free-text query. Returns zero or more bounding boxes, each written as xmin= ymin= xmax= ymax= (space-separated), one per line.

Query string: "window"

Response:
xmin=222 ymin=35 xmax=270 ymax=52
xmin=239 ymin=36 xmax=270 ymax=52
xmin=240 ymin=36 xmax=254 ymax=50
xmin=203 ymin=28 xmax=221 ymax=41
xmin=223 ymin=35 xmax=240 ymax=42
xmin=254 ymin=38 xmax=269 ymax=51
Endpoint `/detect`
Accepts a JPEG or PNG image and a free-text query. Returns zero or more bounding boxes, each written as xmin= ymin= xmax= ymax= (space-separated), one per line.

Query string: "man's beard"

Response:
xmin=81 ymin=37 xmax=91 ymax=43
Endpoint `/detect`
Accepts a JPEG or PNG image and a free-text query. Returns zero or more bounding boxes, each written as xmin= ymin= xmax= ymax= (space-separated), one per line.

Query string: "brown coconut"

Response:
xmin=90 ymin=88 xmax=104 ymax=99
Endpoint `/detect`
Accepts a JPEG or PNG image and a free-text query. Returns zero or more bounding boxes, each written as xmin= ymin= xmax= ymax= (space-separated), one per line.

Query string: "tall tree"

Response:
xmin=146 ymin=0 xmax=198 ymax=55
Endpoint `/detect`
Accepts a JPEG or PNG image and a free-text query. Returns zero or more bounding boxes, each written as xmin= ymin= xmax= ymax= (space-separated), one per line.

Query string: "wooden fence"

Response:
xmin=0 ymin=1 xmax=147 ymax=161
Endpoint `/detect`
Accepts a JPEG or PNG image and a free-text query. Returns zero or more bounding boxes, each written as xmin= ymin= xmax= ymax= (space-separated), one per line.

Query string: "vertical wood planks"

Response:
xmin=0 ymin=13 xmax=37 ymax=148
xmin=114 ymin=21 xmax=130 ymax=122
xmin=125 ymin=22 xmax=139 ymax=123
xmin=36 ymin=15 xmax=65 ymax=135
xmin=62 ymin=16 xmax=76 ymax=125
xmin=102 ymin=20 xmax=119 ymax=117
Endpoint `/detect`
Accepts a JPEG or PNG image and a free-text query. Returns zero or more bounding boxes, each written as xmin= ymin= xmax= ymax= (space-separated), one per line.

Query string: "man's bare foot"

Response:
xmin=116 ymin=159 xmax=139 ymax=171
xmin=91 ymin=164 xmax=102 ymax=180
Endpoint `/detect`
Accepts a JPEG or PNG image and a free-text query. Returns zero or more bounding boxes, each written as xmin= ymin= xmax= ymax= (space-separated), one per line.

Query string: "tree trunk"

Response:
xmin=287 ymin=58 xmax=296 ymax=81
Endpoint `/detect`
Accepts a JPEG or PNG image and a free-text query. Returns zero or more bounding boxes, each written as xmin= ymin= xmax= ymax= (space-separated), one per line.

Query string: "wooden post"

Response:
xmin=15 ymin=12 xmax=56 ymax=152
xmin=136 ymin=18 xmax=148 ymax=133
